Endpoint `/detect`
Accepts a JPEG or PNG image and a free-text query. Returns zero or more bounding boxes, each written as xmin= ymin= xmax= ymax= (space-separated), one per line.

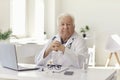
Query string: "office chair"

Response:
xmin=105 ymin=34 xmax=120 ymax=67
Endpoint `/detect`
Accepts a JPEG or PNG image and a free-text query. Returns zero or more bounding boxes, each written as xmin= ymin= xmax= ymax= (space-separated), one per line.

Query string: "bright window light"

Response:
xmin=10 ymin=0 xmax=44 ymax=42
xmin=10 ymin=0 xmax=26 ymax=36
xmin=34 ymin=0 xmax=44 ymax=40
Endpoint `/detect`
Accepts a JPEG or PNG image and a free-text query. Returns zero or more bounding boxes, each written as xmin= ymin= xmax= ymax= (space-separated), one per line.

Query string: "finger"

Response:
xmin=52 ymin=46 xmax=59 ymax=51
xmin=52 ymin=42 xmax=60 ymax=47
xmin=53 ymin=40 xmax=61 ymax=45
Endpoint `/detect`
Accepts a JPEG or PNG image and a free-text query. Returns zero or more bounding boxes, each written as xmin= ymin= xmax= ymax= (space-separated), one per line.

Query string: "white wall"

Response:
xmin=45 ymin=0 xmax=120 ymax=66
xmin=0 ymin=0 xmax=10 ymax=31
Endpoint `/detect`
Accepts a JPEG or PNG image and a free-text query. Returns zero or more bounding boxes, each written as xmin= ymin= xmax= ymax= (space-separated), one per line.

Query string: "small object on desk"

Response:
xmin=39 ymin=67 xmax=44 ymax=72
xmin=42 ymin=68 xmax=44 ymax=71
xmin=64 ymin=71 xmax=74 ymax=75
xmin=52 ymin=67 xmax=69 ymax=73
xmin=47 ymin=64 xmax=62 ymax=70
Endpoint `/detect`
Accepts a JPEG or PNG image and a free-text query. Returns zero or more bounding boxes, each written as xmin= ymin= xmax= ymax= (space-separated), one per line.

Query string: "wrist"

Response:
xmin=61 ymin=46 xmax=65 ymax=53
xmin=44 ymin=48 xmax=52 ymax=58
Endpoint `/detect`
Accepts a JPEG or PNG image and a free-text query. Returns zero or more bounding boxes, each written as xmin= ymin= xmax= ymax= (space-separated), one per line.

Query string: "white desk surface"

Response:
xmin=0 ymin=64 xmax=117 ymax=80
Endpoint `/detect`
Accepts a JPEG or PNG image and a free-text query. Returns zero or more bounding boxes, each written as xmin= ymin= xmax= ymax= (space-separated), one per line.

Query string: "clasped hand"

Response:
xmin=48 ymin=40 xmax=65 ymax=53
xmin=44 ymin=40 xmax=65 ymax=58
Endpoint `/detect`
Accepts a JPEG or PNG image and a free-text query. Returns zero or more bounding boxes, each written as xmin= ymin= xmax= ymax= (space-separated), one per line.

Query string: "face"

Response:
xmin=58 ymin=16 xmax=75 ymax=41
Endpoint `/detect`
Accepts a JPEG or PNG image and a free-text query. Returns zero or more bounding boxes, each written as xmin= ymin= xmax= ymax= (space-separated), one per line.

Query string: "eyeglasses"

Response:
xmin=47 ymin=64 xmax=62 ymax=70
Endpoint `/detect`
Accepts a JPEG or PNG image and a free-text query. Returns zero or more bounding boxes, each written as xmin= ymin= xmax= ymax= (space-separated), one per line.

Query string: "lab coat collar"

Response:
xmin=65 ymin=32 xmax=77 ymax=47
xmin=54 ymin=32 xmax=78 ymax=47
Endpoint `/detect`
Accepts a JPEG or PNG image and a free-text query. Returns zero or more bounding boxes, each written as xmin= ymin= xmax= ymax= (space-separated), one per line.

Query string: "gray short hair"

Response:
xmin=57 ymin=13 xmax=75 ymax=26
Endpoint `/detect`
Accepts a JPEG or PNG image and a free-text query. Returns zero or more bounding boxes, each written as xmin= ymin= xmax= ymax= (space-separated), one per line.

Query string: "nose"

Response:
xmin=63 ymin=24 xmax=68 ymax=29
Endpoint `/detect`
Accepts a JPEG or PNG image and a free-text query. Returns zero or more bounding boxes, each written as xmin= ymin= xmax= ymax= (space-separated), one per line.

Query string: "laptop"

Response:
xmin=0 ymin=43 xmax=39 ymax=71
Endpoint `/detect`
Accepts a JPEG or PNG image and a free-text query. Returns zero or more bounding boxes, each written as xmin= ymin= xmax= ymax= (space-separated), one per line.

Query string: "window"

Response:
xmin=10 ymin=0 xmax=26 ymax=36
xmin=34 ymin=0 xmax=44 ymax=39
xmin=10 ymin=0 xmax=44 ymax=41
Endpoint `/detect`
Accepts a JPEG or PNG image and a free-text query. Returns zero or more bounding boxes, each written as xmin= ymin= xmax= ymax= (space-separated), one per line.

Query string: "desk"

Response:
xmin=0 ymin=65 xmax=117 ymax=80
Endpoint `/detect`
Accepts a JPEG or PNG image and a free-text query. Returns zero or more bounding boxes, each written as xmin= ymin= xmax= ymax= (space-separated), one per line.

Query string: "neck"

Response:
xmin=61 ymin=37 xmax=70 ymax=44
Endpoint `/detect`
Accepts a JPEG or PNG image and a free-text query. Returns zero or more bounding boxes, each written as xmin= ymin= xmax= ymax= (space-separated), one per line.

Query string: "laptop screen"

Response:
xmin=0 ymin=43 xmax=39 ymax=71
xmin=0 ymin=43 xmax=18 ymax=70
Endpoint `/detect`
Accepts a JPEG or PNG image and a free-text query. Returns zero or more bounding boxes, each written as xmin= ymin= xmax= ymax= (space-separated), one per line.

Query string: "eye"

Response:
xmin=68 ymin=23 xmax=72 ymax=26
xmin=67 ymin=24 xmax=70 ymax=26
xmin=61 ymin=23 xmax=65 ymax=26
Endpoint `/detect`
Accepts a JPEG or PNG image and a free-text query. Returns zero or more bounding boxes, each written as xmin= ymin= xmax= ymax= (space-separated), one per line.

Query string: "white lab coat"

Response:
xmin=35 ymin=32 xmax=88 ymax=68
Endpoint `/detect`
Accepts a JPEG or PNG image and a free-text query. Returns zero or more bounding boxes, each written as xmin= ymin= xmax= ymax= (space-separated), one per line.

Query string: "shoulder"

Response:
xmin=48 ymin=34 xmax=60 ymax=42
xmin=72 ymin=32 xmax=84 ymax=41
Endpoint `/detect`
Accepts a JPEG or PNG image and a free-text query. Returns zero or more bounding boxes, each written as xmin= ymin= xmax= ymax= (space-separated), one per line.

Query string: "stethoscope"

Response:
xmin=52 ymin=36 xmax=75 ymax=49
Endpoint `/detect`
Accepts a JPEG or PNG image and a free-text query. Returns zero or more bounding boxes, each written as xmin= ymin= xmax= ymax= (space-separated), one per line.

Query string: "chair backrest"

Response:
xmin=106 ymin=34 xmax=120 ymax=52
xmin=88 ymin=45 xmax=95 ymax=66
